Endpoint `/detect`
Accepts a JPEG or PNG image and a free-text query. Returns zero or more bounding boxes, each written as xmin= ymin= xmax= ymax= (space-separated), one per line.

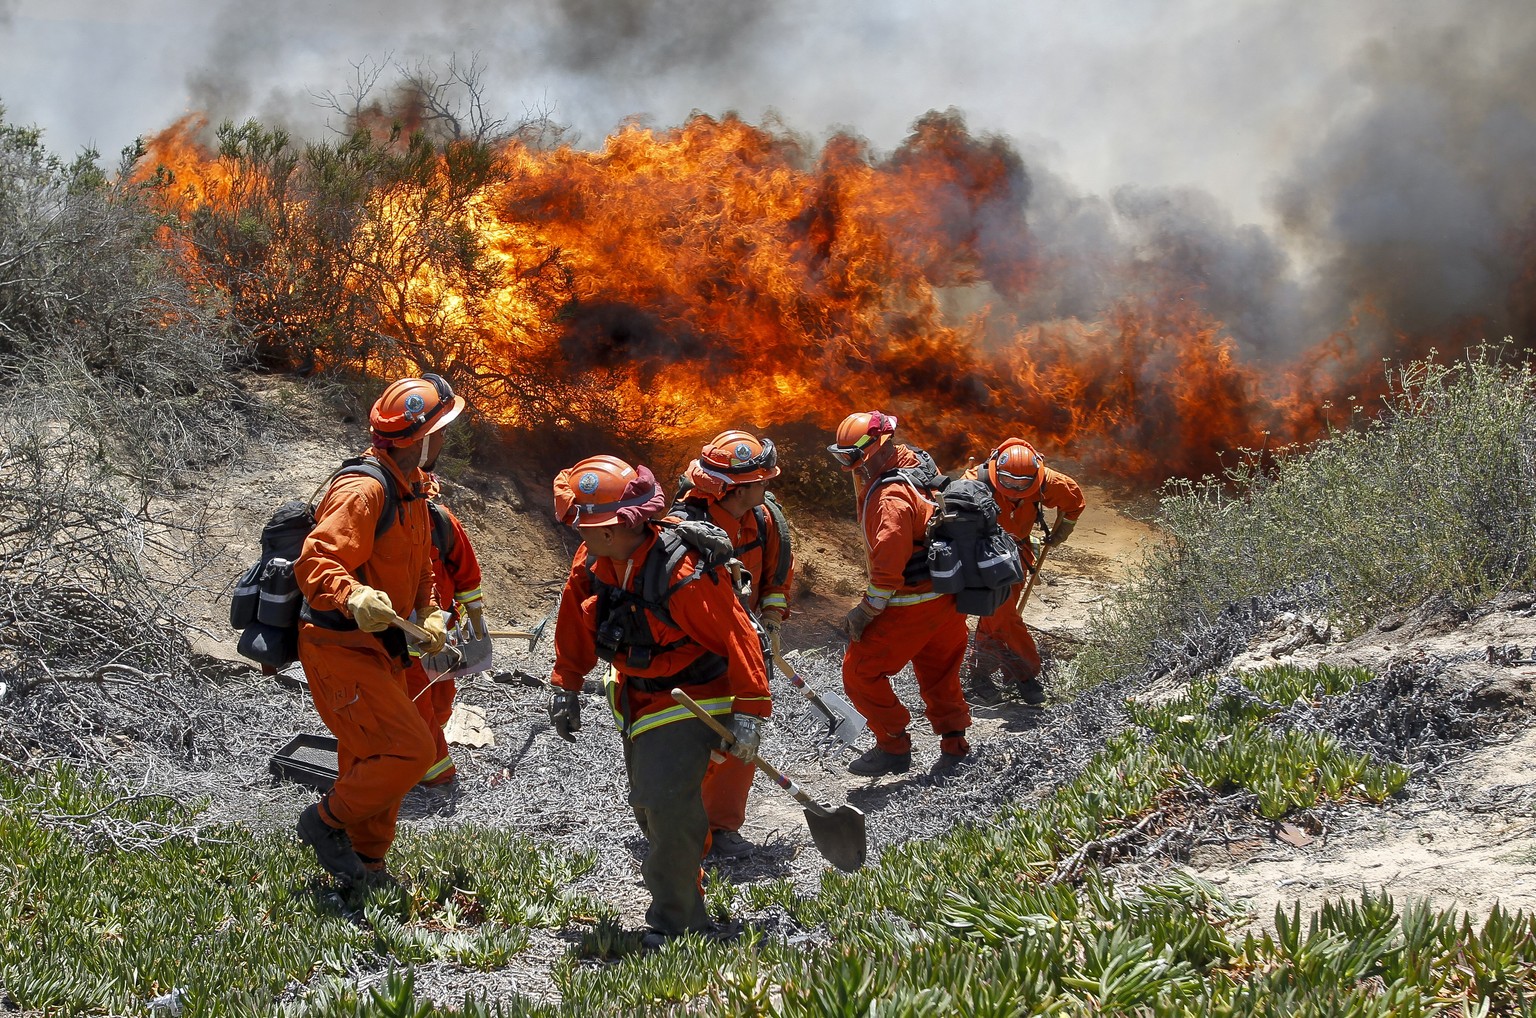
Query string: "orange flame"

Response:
xmin=136 ymin=109 xmax=1427 ymax=482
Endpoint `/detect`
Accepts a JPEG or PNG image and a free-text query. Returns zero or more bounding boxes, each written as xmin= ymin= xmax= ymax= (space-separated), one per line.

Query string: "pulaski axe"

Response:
xmin=770 ymin=632 xmax=865 ymax=746
xmin=672 ymin=688 xmax=867 ymax=872
xmin=388 ymin=612 xmax=494 ymax=695
xmin=486 ymin=611 xmax=551 ymax=652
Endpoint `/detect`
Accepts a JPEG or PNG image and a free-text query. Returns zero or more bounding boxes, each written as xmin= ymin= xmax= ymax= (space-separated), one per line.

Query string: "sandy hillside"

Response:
xmin=149 ymin=387 xmax=1536 ymax=1002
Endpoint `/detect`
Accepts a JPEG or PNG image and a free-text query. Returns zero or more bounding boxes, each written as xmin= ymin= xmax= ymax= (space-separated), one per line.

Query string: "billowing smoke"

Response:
xmin=1276 ymin=13 xmax=1536 ymax=348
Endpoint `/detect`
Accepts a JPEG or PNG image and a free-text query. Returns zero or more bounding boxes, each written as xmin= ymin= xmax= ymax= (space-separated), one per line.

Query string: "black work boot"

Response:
xmin=967 ymin=670 xmax=1005 ymax=707
xmin=297 ymin=802 xmax=368 ymax=887
xmin=848 ymin=744 xmax=912 ymax=776
xmin=1016 ymin=676 xmax=1046 ymax=706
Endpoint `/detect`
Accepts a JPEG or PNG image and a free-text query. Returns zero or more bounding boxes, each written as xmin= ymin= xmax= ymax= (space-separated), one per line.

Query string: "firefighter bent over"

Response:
xmin=293 ymin=374 xmax=461 ymax=885
xmin=673 ymin=429 xmax=795 ymax=860
xmin=964 ymin=438 xmax=1085 ymax=705
xmin=829 ymin=411 xmax=971 ymax=777
xmin=547 ymin=455 xmax=772 ymax=941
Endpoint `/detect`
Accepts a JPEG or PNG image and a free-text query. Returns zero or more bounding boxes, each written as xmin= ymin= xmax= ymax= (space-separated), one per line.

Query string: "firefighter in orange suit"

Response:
xmin=829 ymin=411 xmax=971 ymax=777
xmin=293 ymin=375 xmax=460 ymax=886
xmin=548 ymin=455 xmax=772 ymax=941
xmin=402 ymin=456 xmax=487 ymax=786
xmin=672 ymin=430 xmax=794 ymax=859
xmin=964 ymin=438 xmax=1085 ymax=705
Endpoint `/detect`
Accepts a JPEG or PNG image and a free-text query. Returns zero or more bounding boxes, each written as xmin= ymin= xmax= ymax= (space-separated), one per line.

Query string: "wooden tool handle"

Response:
xmin=486 ymin=629 xmax=537 ymax=641
xmin=389 ymin=612 xmax=433 ymax=643
xmin=672 ymin=689 xmax=783 ymax=783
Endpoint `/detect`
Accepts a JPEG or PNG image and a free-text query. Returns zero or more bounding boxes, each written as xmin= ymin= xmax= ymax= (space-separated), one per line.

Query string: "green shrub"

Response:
xmin=1074 ymin=347 xmax=1536 ymax=688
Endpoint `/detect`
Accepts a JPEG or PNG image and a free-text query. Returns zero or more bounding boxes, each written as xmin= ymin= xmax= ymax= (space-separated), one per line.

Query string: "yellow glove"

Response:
xmin=419 ymin=611 xmax=450 ymax=655
xmin=462 ymin=601 xmax=487 ymax=639
xmin=346 ymin=585 xmax=396 ymax=633
xmin=1046 ymin=516 xmax=1077 ymax=547
xmin=759 ymin=605 xmax=786 ymax=634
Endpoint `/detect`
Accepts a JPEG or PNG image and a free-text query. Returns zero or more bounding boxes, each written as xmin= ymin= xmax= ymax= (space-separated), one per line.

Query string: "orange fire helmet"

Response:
xmin=699 ymin=430 xmax=780 ymax=485
xmin=370 ymin=374 xmax=465 ymax=447
xmin=552 ymin=455 xmax=665 ymax=527
xmin=987 ymin=438 xmax=1044 ymax=499
xmin=828 ymin=411 xmax=898 ymax=470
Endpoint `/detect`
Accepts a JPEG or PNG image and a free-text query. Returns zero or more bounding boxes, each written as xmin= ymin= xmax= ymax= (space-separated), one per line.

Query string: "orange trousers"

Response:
xmin=702 ymin=753 xmax=753 ymax=833
xmin=299 ymin=625 xmax=436 ymax=860
xmin=973 ymin=580 xmax=1041 ymax=680
xmin=404 ymin=660 xmax=457 ymax=783
xmin=841 ymin=596 xmax=971 ymax=753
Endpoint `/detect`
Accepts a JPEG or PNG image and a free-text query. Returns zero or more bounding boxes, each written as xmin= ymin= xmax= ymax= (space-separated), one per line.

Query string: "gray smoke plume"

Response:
xmin=5 ymin=0 xmax=1536 ymax=363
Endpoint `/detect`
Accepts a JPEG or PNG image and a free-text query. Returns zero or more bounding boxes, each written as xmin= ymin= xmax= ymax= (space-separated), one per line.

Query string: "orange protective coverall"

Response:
xmin=403 ymin=482 xmax=484 ymax=785
xmin=843 ymin=446 xmax=971 ymax=754
xmin=685 ymin=497 xmax=794 ymax=836
xmin=550 ymin=526 xmax=771 ymax=933
xmin=963 ymin=464 xmax=1086 ymax=680
xmin=295 ymin=451 xmax=439 ymax=862
xmin=549 ymin=528 xmax=773 ymax=734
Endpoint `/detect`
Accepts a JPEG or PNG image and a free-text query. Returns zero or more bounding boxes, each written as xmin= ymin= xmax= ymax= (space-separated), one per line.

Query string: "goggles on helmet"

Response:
xmin=711 ymin=437 xmax=777 ymax=476
xmin=827 ymin=432 xmax=879 ymax=468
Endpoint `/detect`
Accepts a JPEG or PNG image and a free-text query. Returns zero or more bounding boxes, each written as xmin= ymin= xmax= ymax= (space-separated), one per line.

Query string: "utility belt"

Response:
xmin=301 ymin=602 xmax=410 ymax=663
xmin=620 ymin=652 xmax=728 ymax=693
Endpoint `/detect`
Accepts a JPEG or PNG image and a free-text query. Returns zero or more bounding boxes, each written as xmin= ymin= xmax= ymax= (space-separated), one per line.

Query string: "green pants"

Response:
xmin=623 ymin=717 xmax=718 ymax=935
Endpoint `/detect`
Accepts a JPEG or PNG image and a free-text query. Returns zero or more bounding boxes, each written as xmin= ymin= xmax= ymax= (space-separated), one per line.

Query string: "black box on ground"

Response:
xmin=269 ymin=733 xmax=339 ymax=791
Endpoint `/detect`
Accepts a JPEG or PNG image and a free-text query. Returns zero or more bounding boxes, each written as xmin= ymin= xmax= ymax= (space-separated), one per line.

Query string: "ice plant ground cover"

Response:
xmin=8 ymin=661 xmax=1535 ymax=1015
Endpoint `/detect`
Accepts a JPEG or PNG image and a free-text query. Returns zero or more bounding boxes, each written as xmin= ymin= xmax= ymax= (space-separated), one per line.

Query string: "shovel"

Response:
xmin=671 ymin=688 xmax=867 ymax=872
xmin=769 ymin=632 xmax=866 ymax=746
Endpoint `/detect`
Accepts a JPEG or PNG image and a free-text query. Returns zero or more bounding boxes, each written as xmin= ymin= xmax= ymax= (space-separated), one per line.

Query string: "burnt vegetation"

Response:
xmin=5 ymin=83 xmax=1536 ymax=1015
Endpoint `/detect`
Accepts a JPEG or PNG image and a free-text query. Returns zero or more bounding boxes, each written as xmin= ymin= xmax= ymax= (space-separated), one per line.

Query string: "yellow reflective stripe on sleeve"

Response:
xmin=627 ymin=696 xmax=735 ymax=738
xmin=887 ymin=591 xmax=947 ymax=606
xmin=454 ymin=587 xmax=484 ymax=605
xmin=760 ymin=593 xmax=787 ymax=610
xmin=422 ymin=756 xmax=455 ymax=781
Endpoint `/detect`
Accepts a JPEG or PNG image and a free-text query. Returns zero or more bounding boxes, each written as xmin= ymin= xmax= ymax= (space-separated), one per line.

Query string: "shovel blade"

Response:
xmin=803 ymin=803 xmax=867 ymax=871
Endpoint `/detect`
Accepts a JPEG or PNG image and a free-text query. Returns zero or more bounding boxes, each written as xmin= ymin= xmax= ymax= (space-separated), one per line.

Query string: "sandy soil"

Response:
xmin=1173 ymin=602 xmax=1536 ymax=930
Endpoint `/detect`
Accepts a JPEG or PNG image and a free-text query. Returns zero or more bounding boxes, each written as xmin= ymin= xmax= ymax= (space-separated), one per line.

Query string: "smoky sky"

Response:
xmin=4 ymin=0 xmax=1536 ymax=357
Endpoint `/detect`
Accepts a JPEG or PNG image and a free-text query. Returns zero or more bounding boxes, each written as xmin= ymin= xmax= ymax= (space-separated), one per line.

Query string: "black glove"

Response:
xmin=550 ymin=689 xmax=581 ymax=742
xmin=725 ymin=714 xmax=762 ymax=762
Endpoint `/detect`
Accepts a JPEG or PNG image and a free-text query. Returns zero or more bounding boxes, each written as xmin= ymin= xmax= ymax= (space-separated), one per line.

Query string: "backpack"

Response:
xmin=670 ymin=491 xmax=793 ymax=592
xmin=924 ymin=477 xmax=1026 ymax=616
xmin=229 ymin=456 xmax=402 ymax=668
xmin=865 ymin=446 xmax=1024 ymax=616
xmin=588 ymin=518 xmax=742 ymax=681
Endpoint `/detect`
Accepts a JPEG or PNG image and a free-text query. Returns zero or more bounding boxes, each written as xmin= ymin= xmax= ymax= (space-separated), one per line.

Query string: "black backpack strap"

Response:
xmin=427 ymin=499 xmax=458 ymax=567
xmin=760 ymin=493 xmax=792 ymax=588
xmin=330 ymin=456 xmax=403 ymax=539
